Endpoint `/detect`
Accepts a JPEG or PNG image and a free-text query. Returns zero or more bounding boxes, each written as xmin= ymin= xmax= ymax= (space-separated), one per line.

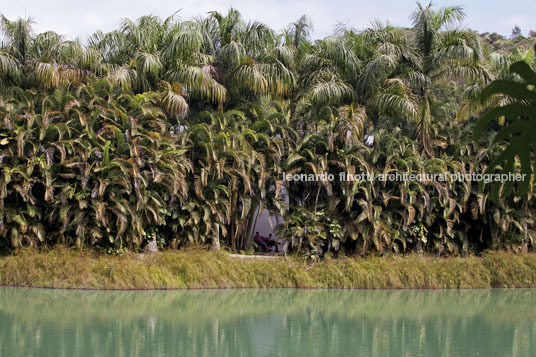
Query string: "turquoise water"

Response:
xmin=0 ymin=287 xmax=535 ymax=356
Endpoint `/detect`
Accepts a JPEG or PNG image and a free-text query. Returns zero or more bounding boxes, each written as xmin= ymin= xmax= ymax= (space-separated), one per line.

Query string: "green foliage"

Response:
xmin=106 ymin=246 xmax=129 ymax=256
xmin=0 ymin=83 xmax=195 ymax=250
xmin=1 ymin=4 xmax=535 ymax=256
xmin=474 ymin=61 xmax=536 ymax=200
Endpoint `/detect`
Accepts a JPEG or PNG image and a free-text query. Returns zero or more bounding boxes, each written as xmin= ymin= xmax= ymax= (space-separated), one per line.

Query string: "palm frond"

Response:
xmin=165 ymin=23 xmax=204 ymax=59
xmin=166 ymin=64 xmax=228 ymax=104
xmin=159 ymin=81 xmax=189 ymax=118
xmin=107 ymin=66 xmax=139 ymax=91
xmin=305 ymin=77 xmax=354 ymax=105
xmin=370 ymin=92 xmax=418 ymax=120
xmin=358 ymin=54 xmax=398 ymax=95
xmin=229 ymin=61 xmax=268 ymax=94
xmin=135 ymin=51 xmax=162 ymax=77
xmin=0 ymin=51 xmax=20 ymax=82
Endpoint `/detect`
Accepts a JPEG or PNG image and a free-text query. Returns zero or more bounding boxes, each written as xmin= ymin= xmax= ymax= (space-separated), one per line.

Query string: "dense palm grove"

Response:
xmin=1 ymin=4 xmax=535 ymax=255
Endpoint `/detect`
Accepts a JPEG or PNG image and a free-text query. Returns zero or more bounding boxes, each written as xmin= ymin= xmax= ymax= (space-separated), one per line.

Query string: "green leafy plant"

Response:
xmin=474 ymin=61 xmax=536 ymax=200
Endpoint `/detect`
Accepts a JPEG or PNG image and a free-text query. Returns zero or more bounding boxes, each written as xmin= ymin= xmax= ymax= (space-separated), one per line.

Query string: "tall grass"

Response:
xmin=1 ymin=248 xmax=535 ymax=289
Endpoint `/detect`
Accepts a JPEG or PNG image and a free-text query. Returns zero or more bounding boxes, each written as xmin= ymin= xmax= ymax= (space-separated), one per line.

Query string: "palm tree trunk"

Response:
xmin=417 ymin=91 xmax=433 ymax=157
xmin=314 ymin=184 xmax=321 ymax=212
xmin=243 ymin=202 xmax=260 ymax=249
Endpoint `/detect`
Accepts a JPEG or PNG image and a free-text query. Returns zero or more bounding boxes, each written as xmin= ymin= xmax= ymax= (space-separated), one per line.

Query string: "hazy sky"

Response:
xmin=1 ymin=0 xmax=534 ymax=42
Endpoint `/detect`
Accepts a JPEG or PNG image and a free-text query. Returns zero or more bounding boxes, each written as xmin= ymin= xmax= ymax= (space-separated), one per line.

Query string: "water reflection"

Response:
xmin=0 ymin=288 xmax=535 ymax=356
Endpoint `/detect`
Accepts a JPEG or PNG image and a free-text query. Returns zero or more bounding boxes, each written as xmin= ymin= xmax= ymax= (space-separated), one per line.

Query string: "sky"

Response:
xmin=1 ymin=0 xmax=535 ymax=42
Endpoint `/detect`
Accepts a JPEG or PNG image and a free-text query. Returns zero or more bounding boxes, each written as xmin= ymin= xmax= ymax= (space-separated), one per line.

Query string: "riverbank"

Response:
xmin=1 ymin=248 xmax=535 ymax=289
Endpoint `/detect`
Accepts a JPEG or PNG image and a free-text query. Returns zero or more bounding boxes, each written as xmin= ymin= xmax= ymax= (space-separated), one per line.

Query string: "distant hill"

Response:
xmin=479 ymin=31 xmax=536 ymax=53
xmin=395 ymin=27 xmax=535 ymax=54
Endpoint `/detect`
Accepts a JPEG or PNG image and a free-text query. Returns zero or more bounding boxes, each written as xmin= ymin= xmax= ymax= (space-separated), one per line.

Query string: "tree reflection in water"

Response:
xmin=0 ymin=288 xmax=535 ymax=356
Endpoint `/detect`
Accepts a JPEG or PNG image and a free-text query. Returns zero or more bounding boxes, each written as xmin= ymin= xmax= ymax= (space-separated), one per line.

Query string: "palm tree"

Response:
xmin=359 ymin=2 xmax=488 ymax=156
xmin=1 ymin=15 xmax=95 ymax=90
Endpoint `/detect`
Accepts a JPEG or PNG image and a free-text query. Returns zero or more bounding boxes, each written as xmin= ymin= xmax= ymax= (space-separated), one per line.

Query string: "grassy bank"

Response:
xmin=1 ymin=248 xmax=536 ymax=289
